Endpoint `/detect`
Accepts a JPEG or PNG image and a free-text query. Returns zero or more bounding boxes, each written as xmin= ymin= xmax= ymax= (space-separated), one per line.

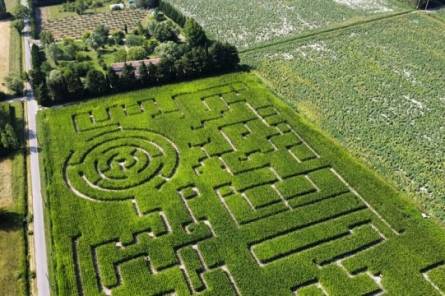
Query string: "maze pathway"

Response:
xmin=41 ymin=74 xmax=445 ymax=295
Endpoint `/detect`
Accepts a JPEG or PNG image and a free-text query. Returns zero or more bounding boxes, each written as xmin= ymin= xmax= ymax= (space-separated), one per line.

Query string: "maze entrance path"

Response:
xmin=39 ymin=73 xmax=445 ymax=296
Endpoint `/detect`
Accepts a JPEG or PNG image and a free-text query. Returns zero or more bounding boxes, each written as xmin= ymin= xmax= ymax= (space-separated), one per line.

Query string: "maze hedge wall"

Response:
xmin=38 ymin=73 xmax=445 ymax=295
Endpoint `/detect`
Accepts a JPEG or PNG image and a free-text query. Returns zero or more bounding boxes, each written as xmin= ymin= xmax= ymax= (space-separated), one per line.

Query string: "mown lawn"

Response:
xmin=243 ymin=12 xmax=445 ymax=224
xmin=38 ymin=73 xmax=445 ymax=295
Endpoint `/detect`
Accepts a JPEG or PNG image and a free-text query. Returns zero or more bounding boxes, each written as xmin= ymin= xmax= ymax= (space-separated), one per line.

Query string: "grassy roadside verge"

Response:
xmin=0 ymin=101 xmax=30 ymax=296
xmin=36 ymin=110 xmax=57 ymax=295
xmin=6 ymin=0 xmax=23 ymax=76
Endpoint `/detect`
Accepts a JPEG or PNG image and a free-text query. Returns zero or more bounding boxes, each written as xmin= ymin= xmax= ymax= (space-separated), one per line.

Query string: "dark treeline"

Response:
xmin=0 ymin=106 xmax=20 ymax=156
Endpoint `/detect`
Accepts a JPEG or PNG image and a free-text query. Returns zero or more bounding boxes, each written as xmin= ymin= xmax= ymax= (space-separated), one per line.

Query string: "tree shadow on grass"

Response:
xmin=0 ymin=209 xmax=24 ymax=232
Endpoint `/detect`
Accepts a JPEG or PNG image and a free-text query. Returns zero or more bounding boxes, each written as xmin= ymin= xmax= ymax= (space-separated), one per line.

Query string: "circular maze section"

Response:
xmin=65 ymin=129 xmax=179 ymax=202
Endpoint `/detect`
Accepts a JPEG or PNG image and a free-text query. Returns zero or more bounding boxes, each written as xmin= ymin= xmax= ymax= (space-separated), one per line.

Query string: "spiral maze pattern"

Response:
xmin=64 ymin=129 xmax=179 ymax=202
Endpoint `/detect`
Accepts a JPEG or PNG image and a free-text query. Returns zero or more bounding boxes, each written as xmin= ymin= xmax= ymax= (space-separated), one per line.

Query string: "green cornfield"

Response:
xmin=38 ymin=73 xmax=445 ymax=295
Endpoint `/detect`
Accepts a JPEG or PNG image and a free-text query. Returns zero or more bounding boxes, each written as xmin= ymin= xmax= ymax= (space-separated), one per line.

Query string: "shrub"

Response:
xmin=113 ymin=49 xmax=127 ymax=63
xmin=149 ymin=21 xmax=178 ymax=42
xmin=127 ymin=47 xmax=147 ymax=60
xmin=125 ymin=34 xmax=145 ymax=47
xmin=5 ymin=74 xmax=24 ymax=96
xmin=144 ymin=39 xmax=159 ymax=55
xmin=75 ymin=52 xmax=91 ymax=62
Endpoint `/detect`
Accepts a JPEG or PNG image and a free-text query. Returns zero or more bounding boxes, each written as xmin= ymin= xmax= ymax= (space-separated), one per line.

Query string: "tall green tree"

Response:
xmin=208 ymin=41 xmax=239 ymax=72
xmin=85 ymin=69 xmax=108 ymax=96
xmin=0 ymin=0 xmax=7 ymax=19
xmin=184 ymin=18 xmax=207 ymax=47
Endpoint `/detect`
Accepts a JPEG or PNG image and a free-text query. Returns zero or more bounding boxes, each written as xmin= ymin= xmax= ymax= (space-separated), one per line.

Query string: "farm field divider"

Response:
xmin=240 ymin=9 xmax=414 ymax=55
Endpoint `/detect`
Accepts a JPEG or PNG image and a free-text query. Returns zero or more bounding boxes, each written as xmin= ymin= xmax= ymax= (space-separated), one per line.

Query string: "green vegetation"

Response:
xmin=243 ymin=12 xmax=445 ymax=222
xmin=0 ymin=103 xmax=20 ymax=155
xmin=33 ymin=9 xmax=239 ymax=105
xmin=0 ymin=0 xmax=7 ymax=19
xmin=0 ymin=102 xmax=29 ymax=296
xmin=38 ymin=73 xmax=445 ymax=295
xmin=165 ymin=0 xmax=410 ymax=49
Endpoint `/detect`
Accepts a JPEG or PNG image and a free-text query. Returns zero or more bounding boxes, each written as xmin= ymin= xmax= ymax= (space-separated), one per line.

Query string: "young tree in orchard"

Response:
xmin=184 ymin=18 xmax=207 ymax=47
xmin=87 ymin=25 xmax=109 ymax=49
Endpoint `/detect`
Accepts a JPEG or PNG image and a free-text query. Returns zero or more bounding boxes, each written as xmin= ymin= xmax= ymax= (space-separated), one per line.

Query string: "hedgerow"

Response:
xmin=38 ymin=73 xmax=445 ymax=295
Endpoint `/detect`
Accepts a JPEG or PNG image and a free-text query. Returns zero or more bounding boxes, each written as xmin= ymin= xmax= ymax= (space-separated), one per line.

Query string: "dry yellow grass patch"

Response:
xmin=0 ymin=159 xmax=12 ymax=208
xmin=0 ymin=20 xmax=11 ymax=93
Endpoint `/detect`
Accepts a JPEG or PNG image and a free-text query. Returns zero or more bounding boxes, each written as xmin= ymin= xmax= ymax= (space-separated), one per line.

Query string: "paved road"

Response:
xmin=23 ymin=28 xmax=51 ymax=296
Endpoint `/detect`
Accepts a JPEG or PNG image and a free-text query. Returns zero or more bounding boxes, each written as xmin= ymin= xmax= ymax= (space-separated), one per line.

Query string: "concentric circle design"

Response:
xmin=65 ymin=129 xmax=179 ymax=202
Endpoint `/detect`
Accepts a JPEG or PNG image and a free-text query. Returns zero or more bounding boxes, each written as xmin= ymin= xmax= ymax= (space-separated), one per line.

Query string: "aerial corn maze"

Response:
xmin=37 ymin=74 xmax=445 ymax=295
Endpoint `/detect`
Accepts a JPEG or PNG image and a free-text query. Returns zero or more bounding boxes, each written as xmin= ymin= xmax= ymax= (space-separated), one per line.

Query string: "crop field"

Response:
xmin=42 ymin=9 xmax=149 ymax=40
xmin=164 ymin=0 xmax=409 ymax=49
xmin=0 ymin=21 xmax=11 ymax=93
xmin=242 ymin=13 xmax=445 ymax=223
xmin=0 ymin=102 xmax=28 ymax=296
xmin=38 ymin=73 xmax=445 ymax=295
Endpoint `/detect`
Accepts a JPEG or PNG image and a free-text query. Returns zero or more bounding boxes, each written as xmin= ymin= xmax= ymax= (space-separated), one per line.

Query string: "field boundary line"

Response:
xmin=240 ymin=9 xmax=414 ymax=56
xmin=422 ymin=10 xmax=445 ymax=26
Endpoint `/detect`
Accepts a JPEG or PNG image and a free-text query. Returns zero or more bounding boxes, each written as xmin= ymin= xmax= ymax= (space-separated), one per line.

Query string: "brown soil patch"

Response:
xmin=0 ymin=159 xmax=12 ymax=209
xmin=0 ymin=20 xmax=11 ymax=93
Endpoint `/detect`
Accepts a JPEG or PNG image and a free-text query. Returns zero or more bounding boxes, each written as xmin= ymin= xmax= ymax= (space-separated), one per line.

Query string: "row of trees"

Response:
xmin=0 ymin=0 xmax=7 ymax=19
xmin=31 ymin=36 xmax=239 ymax=105
xmin=0 ymin=108 xmax=19 ymax=156
xmin=30 ymin=2 xmax=240 ymax=106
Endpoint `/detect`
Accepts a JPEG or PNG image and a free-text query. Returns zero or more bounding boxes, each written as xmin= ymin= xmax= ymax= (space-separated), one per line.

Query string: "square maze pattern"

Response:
xmin=54 ymin=79 xmax=445 ymax=296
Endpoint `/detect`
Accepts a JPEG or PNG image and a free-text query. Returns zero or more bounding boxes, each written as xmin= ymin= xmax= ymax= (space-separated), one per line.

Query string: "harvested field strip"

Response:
xmin=38 ymin=73 xmax=445 ymax=295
